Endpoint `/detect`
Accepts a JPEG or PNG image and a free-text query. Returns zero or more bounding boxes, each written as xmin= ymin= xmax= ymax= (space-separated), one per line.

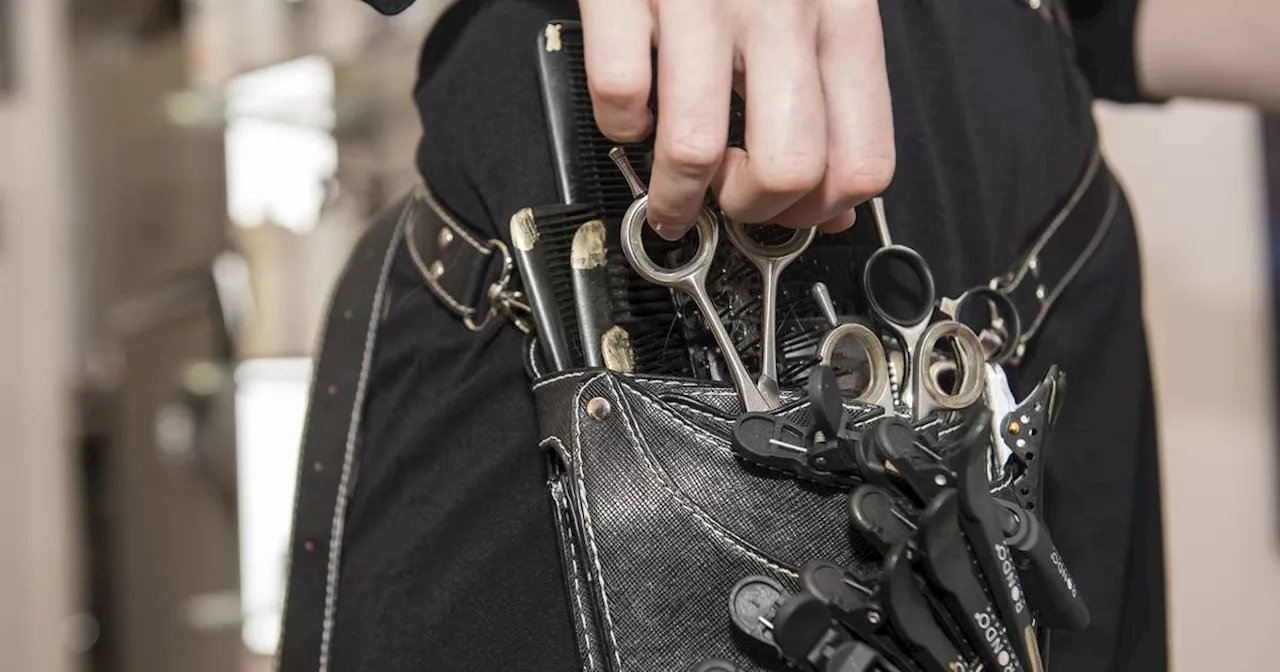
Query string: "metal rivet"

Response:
xmin=428 ymin=260 xmax=444 ymax=279
xmin=1027 ymin=256 xmax=1039 ymax=273
xmin=1007 ymin=421 xmax=1021 ymax=436
xmin=933 ymin=474 xmax=947 ymax=487
xmin=438 ymin=227 xmax=454 ymax=249
xmin=1016 ymin=438 xmax=1027 ymax=448
xmin=328 ymin=385 xmax=338 ymax=395
xmin=313 ymin=461 xmax=324 ymax=473
xmin=304 ymin=541 xmax=316 ymax=552
xmin=343 ymin=309 xmax=353 ymax=320
xmin=867 ymin=611 xmax=882 ymax=625
xmin=586 ymin=397 xmax=612 ymax=421
xmin=1035 ymin=285 xmax=1047 ymax=300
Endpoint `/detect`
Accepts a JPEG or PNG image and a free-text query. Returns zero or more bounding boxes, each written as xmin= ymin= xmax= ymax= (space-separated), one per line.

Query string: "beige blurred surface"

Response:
xmin=1096 ymin=100 xmax=1280 ymax=670
xmin=0 ymin=2 xmax=80 ymax=672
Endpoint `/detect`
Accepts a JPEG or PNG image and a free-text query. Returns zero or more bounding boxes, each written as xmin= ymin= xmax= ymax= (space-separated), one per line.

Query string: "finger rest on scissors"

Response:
xmin=619 ymin=194 xmax=720 ymax=286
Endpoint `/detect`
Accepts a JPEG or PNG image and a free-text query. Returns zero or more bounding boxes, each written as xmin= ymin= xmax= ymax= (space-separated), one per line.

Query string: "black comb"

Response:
xmin=536 ymin=21 xmax=697 ymax=376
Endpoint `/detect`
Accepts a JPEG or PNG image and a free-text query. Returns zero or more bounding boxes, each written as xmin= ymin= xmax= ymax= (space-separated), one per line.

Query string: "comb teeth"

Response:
xmin=560 ymin=29 xmax=651 ymax=219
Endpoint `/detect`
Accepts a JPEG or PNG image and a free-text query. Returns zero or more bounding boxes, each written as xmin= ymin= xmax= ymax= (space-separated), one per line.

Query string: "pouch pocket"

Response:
xmin=546 ymin=441 xmax=608 ymax=672
xmin=534 ymin=370 xmax=883 ymax=672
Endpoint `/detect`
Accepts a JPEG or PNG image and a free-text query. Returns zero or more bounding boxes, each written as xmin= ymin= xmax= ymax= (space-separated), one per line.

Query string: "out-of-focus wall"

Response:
xmin=0 ymin=1 xmax=81 ymax=672
xmin=1095 ymin=100 xmax=1280 ymax=670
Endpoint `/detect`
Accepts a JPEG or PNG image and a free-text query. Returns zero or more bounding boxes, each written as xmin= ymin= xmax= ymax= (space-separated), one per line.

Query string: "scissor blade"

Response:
xmin=756 ymin=375 xmax=782 ymax=409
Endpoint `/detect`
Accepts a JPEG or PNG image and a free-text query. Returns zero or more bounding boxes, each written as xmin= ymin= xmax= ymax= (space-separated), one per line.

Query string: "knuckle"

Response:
xmin=662 ymin=132 xmax=725 ymax=173
xmin=589 ymin=67 xmax=649 ymax=109
xmin=830 ymin=151 xmax=896 ymax=202
xmin=755 ymin=151 xmax=825 ymax=195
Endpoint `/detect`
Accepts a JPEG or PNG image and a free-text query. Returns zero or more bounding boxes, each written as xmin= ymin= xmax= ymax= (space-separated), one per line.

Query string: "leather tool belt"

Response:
xmin=279 ymin=148 xmax=1119 ymax=671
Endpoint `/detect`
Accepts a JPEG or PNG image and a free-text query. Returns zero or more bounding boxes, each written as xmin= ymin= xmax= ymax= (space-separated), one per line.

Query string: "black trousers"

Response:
xmin=323 ymin=1 xmax=1168 ymax=670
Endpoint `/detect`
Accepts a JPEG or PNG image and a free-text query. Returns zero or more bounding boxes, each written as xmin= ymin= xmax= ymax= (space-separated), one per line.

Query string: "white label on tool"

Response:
xmin=973 ymin=608 xmax=1018 ymax=672
xmin=996 ymin=543 xmax=1028 ymax=614
xmin=1051 ymin=551 xmax=1078 ymax=598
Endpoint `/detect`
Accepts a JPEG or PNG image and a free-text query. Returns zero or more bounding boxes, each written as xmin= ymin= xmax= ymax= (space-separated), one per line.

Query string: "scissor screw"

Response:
xmin=1007 ymin=420 xmax=1022 ymax=435
xmin=586 ymin=397 xmax=612 ymax=421
xmin=867 ymin=610 xmax=882 ymax=625
xmin=933 ymin=474 xmax=948 ymax=487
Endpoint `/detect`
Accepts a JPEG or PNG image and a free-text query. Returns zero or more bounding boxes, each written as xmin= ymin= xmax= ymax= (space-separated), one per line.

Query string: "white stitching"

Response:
xmin=317 ymin=211 xmax=405 ymax=672
xmin=606 ymin=378 xmax=799 ymax=579
xmin=528 ymin=339 xmax=545 ymax=379
xmin=561 ymin=489 xmax=599 ymax=671
xmin=571 ymin=374 xmax=626 ymax=672
xmin=404 ymin=198 xmax=481 ymax=317
xmin=532 ymin=370 xmax=591 ymax=390
xmin=539 ymin=436 xmax=600 ymax=671
xmin=274 ymin=199 xmax=407 ymax=670
xmin=415 ymin=181 xmax=489 ymax=252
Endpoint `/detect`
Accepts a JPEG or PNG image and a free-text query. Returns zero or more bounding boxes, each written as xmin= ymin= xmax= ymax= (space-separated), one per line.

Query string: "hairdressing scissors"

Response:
xmin=610 ymin=148 xmax=816 ymax=412
xmin=820 ymin=199 xmax=986 ymax=420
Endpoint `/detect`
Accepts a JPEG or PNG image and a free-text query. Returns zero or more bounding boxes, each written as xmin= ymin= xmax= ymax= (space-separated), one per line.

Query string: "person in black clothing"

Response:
xmin=281 ymin=0 xmax=1277 ymax=670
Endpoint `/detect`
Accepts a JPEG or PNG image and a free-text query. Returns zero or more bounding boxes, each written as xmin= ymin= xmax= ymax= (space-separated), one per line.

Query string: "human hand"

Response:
xmin=579 ymin=0 xmax=895 ymax=240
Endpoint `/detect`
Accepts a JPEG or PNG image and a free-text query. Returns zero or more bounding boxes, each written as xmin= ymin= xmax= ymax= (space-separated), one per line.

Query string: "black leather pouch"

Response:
xmin=533 ymin=370 xmax=884 ymax=672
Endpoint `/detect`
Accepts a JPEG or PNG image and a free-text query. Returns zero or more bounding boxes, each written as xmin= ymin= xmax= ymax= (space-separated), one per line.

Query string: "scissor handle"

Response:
xmin=620 ymin=194 xmax=720 ymax=288
xmin=914 ymin=321 xmax=987 ymax=413
xmin=817 ymin=323 xmax=892 ymax=410
xmin=949 ymin=286 xmax=1022 ymax=364
xmin=723 ymin=220 xmax=816 ymax=266
xmin=863 ymin=245 xmax=937 ymax=329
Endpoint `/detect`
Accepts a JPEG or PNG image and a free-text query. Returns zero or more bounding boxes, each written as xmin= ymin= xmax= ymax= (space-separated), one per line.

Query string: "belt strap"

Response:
xmin=404 ymin=183 xmax=532 ymax=332
xmin=277 ymin=197 xmax=405 ymax=672
xmin=991 ymin=149 xmax=1119 ymax=365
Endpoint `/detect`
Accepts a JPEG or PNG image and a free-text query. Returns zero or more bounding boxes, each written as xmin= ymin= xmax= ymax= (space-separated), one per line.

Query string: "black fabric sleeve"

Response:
xmin=360 ymin=0 xmax=417 ymax=15
xmin=1065 ymin=0 xmax=1157 ymax=103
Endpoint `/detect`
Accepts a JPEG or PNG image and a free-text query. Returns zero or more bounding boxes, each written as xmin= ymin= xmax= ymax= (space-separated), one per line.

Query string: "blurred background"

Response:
xmin=1 ymin=1 xmax=1278 ymax=671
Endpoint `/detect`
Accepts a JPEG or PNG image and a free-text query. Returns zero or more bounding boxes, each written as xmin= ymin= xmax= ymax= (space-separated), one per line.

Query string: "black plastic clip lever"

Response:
xmin=880 ymin=545 xmax=969 ymax=672
xmin=1001 ymin=367 xmax=1064 ymax=513
xmin=799 ymin=561 xmax=918 ymax=671
xmin=949 ymin=430 xmax=1044 ymax=671
xmin=919 ymin=490 xmax=1026 ymax=672
xmin=867 ymin=417 xmax=955 ymax=506
xmin=734 ymin=413 xmax=858 ymax=487
xmin=848 ymin=485 xmax=917 ymax=553
xmin=825 ymin=641 xmax=906 ymax=672
xmin=997 ymin=500 xmax=1090 ymax=631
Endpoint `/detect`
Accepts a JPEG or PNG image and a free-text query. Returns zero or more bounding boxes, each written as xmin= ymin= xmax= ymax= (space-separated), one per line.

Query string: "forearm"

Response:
xmin=1136 ymin=0 xmax=1280 ymax=110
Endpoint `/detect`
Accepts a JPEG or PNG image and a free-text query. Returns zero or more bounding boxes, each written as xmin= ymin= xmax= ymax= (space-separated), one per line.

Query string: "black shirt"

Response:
xmin=323 ymin=1 xmax=1166 ymax=670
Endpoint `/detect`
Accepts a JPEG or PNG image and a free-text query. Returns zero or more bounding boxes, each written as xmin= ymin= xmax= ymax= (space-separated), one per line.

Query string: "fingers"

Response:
xmin=648 ymin=0 xmax=734 ymax=239
xmin=818 ymin=209 xmax=857 ymax=234
xmin=773 ymin=0 xmax=896 ymax=229
xmin=711 ymin=3 xmax=827 ymax=225
xmin=582 ymin=0 xmax=895 ymax=237
xmin=581 ymin=0 xmax=655 ymax=142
